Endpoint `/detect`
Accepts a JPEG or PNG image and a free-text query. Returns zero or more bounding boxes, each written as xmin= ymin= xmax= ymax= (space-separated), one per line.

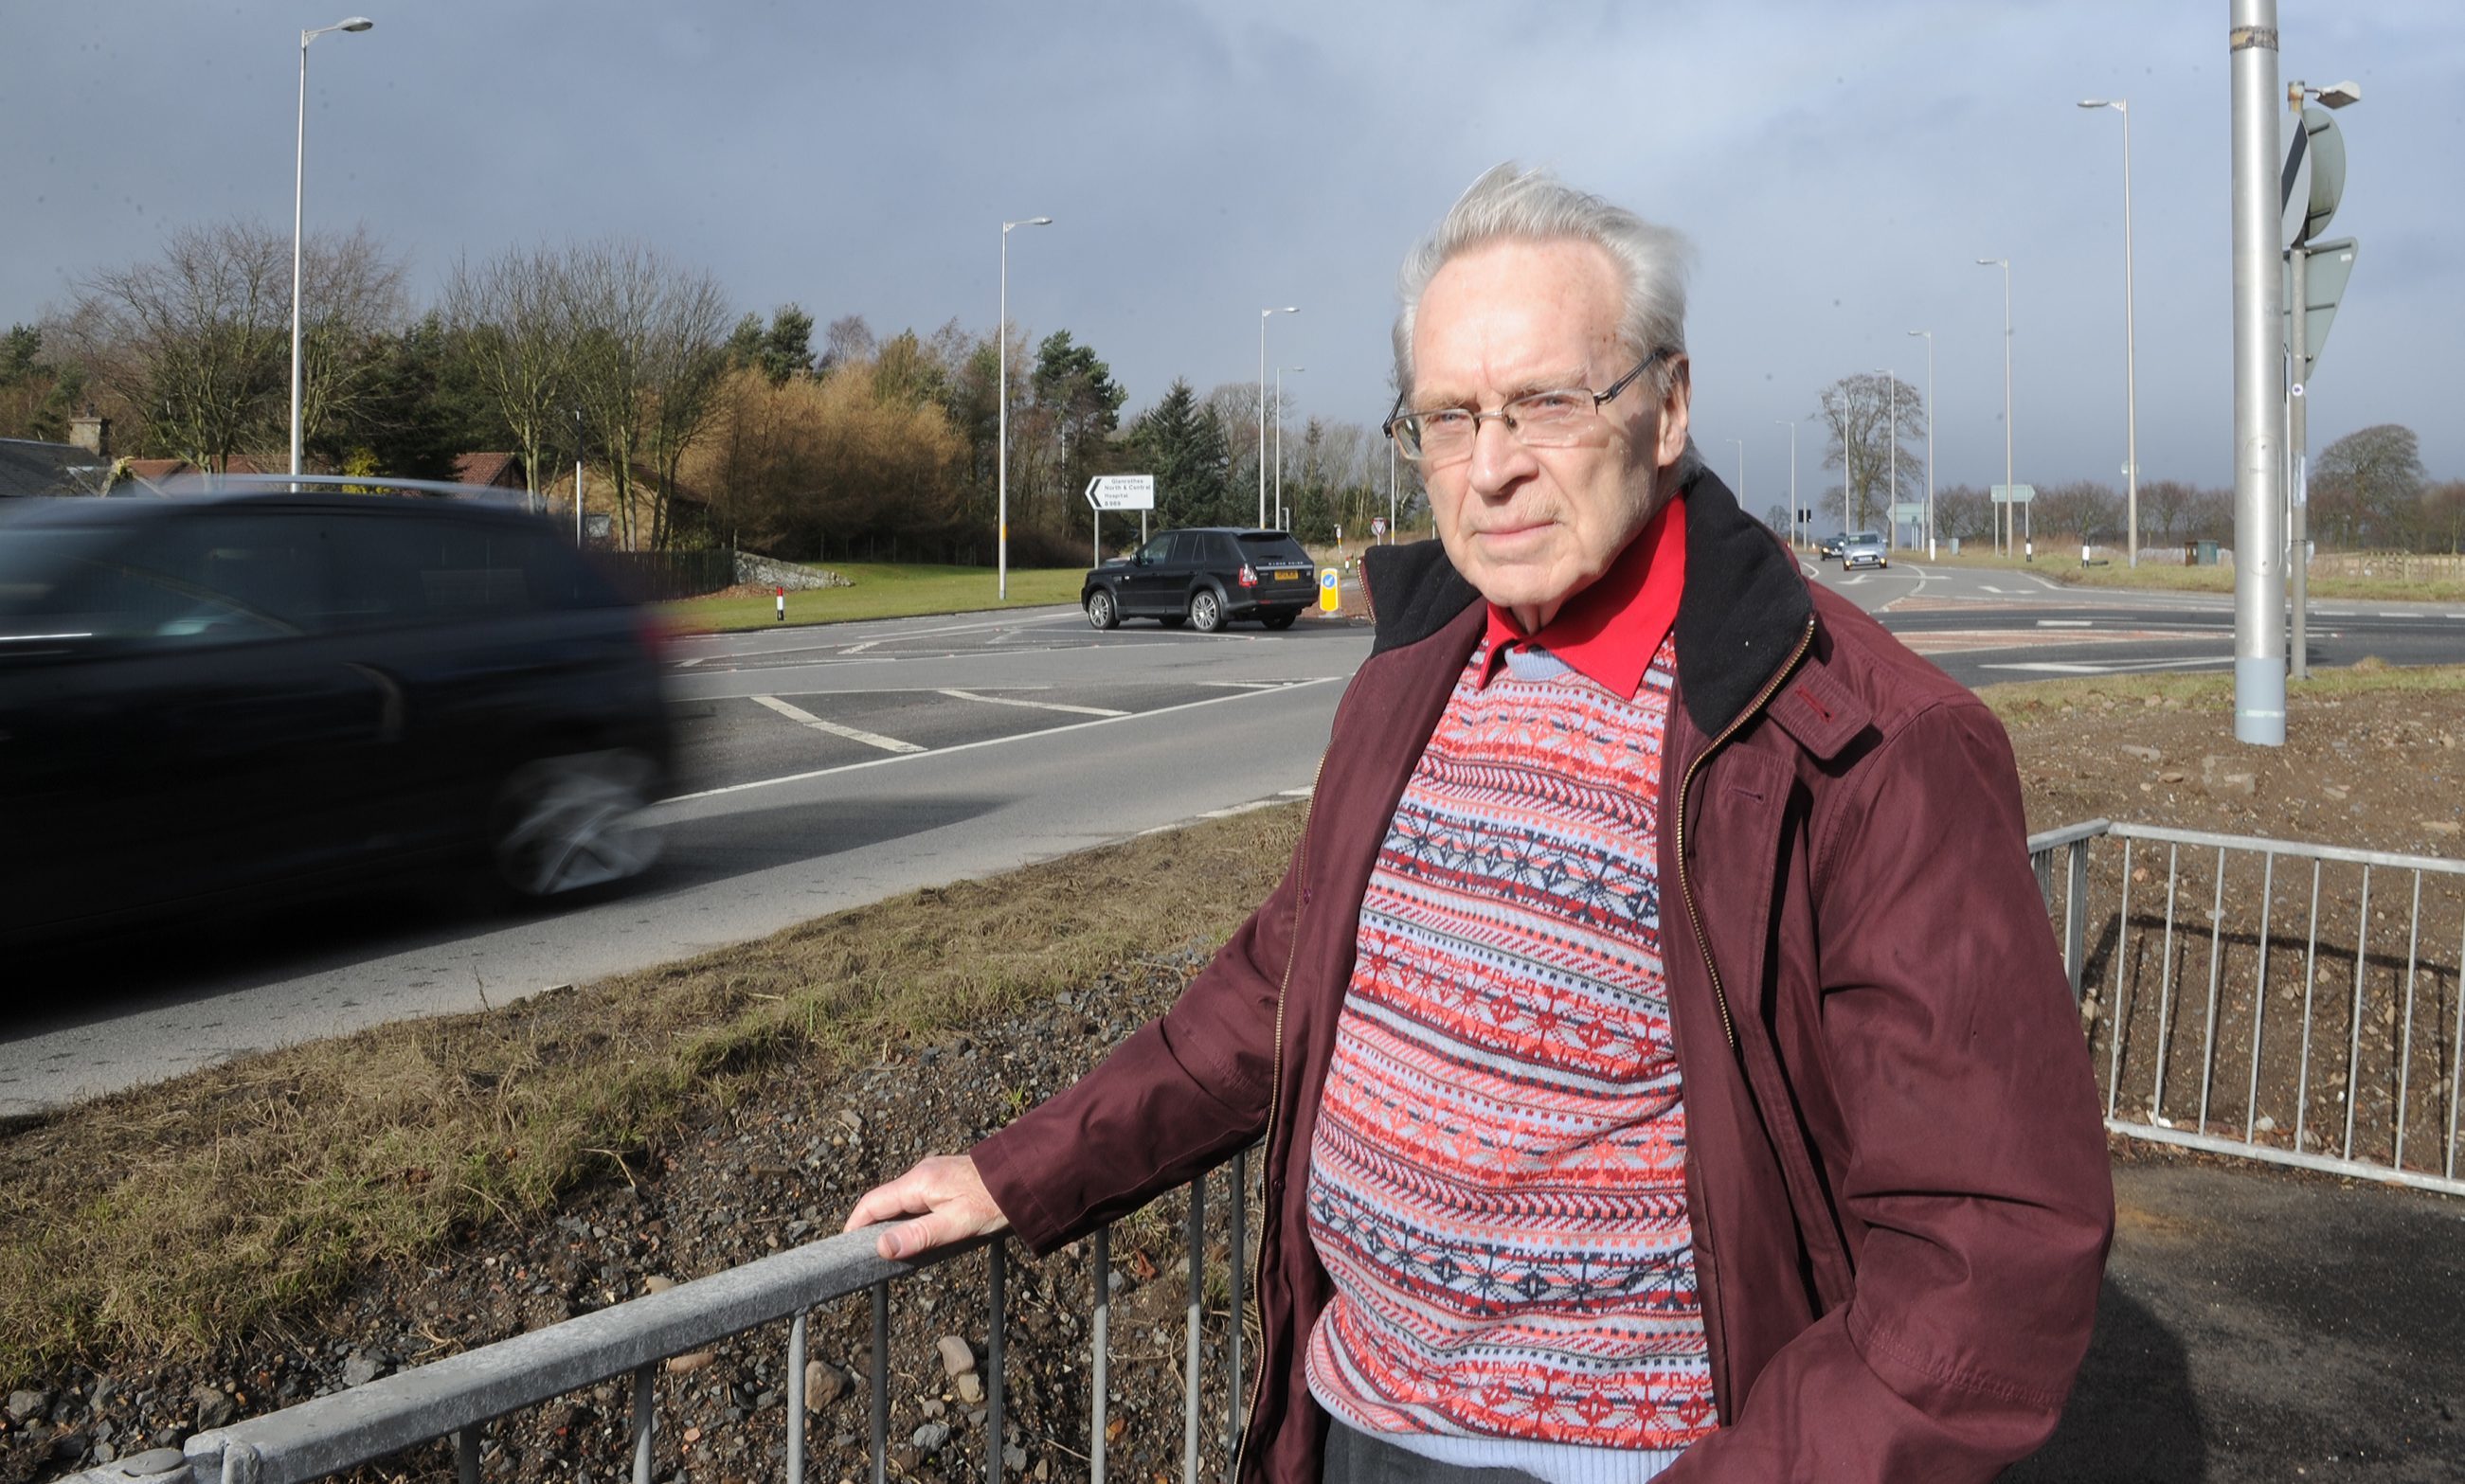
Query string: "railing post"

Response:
xmin=1225 ymin=1147 xmax=1248 ymax=1480
xmin=871 ymin=1280 xmax=891 ymax=1484
xmin=2065 ymin=839 xmax=2090 ymax=1000
xmin=1183 ymin=1173 xmax=1206 ymax=1484
xmin=787 ymin=1309 xmax=808 ymax=1484
xmin=1091 ymin=1225 xmax=1111 ymax=1484
xmin=987 ymin=1243 xmax=1008 ymax=1484
xmin=629 ymin=1363 xmax=656 ymax=1484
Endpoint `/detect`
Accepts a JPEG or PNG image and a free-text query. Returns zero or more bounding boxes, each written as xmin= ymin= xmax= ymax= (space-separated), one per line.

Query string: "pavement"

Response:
xmin=2011 ymin=1151 xmax=2464 ymax=1483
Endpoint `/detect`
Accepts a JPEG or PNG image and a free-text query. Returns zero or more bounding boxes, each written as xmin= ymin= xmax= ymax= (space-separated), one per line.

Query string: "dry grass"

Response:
xmin=1978 ymin=660 xmax=2465 ymax=725
xmin=0 ymin=805 xmax=1303 ymax=1381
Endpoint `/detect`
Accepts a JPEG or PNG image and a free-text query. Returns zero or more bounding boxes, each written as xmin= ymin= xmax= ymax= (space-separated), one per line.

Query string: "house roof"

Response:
xmin=452 ymin=453 xmax=526 ymax=489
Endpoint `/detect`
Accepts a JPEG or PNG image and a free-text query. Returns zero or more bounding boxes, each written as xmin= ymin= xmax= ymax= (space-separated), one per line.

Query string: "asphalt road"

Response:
xmin=8 ymin=561 xmax=2462 ymax=1116
xmin=0 ymin=606 xmax=1372 ymax=1116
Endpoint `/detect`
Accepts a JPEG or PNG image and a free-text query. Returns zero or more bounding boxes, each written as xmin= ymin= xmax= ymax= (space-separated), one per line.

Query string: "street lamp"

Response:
xmin=290 ymin=15 xmax=374 ymax=482
xmin=1907 ymin=330 xmax=1934 ymax=560
xmin=1258 ymin=307 xmax=1298 ymax=527
xmin=1976 ymin=258 xmax=2013 ymax=557
xmin=1873 ymin=368 xmax=1895 ymax=550
xmin=1274 ymin=366 xmax=1304 ymax=530
xmin=1774 ymin=420 xmax=1797 ymax=549
xmin=997 ymin=215 xmax=1053 ymax=600
xmin=2078 ymin=99 xmax=2139 ymax=566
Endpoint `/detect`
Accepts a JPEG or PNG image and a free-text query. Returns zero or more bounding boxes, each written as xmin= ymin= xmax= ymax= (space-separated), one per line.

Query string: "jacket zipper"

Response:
xmin=1673 ymin=614 xmax=1816 ymax=1050
xmin=1232 ymin=750 xmax=1325 ymax=1481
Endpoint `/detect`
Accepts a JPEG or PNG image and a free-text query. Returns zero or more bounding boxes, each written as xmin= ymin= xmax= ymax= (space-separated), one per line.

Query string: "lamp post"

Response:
xmin=1274 ymin=366 xmax=1304 ymax=529
xmin=290 ymin=15 xmax=374 ymax=483
xmin=1976 ymin=258 xmax=2013 ymax=556
xmin=1774 ymin=420 xmax=1797 ymax=549
xmin=1257 ymin=307 xmax=1298 ymax=526
xmin=997 ymin=215 xmax=1053 ymax=600
xmin=1907 ymin=330 xmax=1934 ymax=560
xmin=1873 ymin=368 xmax=1895 ymax=550
xmin=2078 ymin=99 xmax=2139 ymax=566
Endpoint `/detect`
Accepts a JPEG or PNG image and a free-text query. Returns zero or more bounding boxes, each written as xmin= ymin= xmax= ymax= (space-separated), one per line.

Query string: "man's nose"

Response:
xmin=1465 ymin=416 xmax=1534 ymax=497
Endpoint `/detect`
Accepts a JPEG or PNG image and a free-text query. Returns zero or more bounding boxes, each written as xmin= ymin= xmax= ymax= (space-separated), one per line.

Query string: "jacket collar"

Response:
xmin=1363 ymin=463 xmax=1815 ymax=738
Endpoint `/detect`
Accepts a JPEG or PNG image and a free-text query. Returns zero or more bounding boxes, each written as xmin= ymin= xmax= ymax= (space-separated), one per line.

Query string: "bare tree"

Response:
xmin=443 ymin=244 xmax=577 ymax=505
xmin=53 ymin=219 xmax=402 ymax=473
xmin=638 ymin=262 xmax=733 ymax=548
xmin=566 ymin=241 xmax=735 ymax=549
xmin=2136 ymin=478 xmax=2200 ymax=545
xmin=1816 ymin=371 xmax=1923 ymax=533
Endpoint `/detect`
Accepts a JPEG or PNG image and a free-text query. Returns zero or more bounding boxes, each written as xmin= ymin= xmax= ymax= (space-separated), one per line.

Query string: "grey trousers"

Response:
xmin=1321 ymin=1423 xmax=1545 ymax=1484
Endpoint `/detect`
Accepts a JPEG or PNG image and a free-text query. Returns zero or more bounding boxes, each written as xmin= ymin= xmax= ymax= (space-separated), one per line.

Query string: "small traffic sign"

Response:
xmin=1318 ymin=567 xmax=1340 ymax=614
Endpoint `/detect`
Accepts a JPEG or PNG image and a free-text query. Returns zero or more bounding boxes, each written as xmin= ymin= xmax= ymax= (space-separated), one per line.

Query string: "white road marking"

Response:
xmin=2036 ymin=619 xmax=2094 ymax=628
xmin=672 ymin=656 xmax=708 ymax=668
xmin=1198 ymin=680 xmax=1291 ymax=689
xmin=936 ymin=688 xmax=1127 ymax=718
xmin=840 ymin=640 xmax=880 ymax=654
xmin=662 ymin=678 xmax=1343 ymax=804
xmin=747 ymin=693 xmax=927 ymax=754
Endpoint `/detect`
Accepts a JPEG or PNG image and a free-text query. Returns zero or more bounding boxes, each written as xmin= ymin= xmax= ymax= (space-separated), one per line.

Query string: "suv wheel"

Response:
xmin=1085 ymin=588 xmax=1120 ymax=630
xmin=490 ymin=749 xmax=661 ymax=899
xmin=1188 ymin=587 xmax=1225 ymax=634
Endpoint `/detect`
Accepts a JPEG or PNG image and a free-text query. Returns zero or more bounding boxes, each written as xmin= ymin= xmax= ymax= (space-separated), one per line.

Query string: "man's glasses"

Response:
xmin=1384 ymin=349 xmax=1668 ymax=466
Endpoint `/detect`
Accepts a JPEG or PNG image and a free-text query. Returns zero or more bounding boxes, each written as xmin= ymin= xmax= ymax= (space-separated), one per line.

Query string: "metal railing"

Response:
xmin=2028 ymin=819 xmax=2465 ymax=1197
xmin=64 ymin=817 xmax=2460 ymax=1484
xmin=71 ymin=1150 xmax=1258 ymax=1484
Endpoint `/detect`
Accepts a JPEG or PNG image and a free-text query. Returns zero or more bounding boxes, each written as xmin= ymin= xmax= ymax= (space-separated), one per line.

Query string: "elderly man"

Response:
xmin=849 ymin=165 xmax=2112 ymax=1483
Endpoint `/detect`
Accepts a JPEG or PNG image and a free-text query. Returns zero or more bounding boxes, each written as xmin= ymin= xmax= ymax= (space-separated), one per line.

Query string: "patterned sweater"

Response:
xmin=1304 ymin=633 xmax=1715 ymax=1483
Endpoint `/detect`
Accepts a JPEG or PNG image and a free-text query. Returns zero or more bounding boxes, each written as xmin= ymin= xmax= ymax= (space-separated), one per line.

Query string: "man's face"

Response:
xmin=1409 ymin=237 xmax=1691 ymax=628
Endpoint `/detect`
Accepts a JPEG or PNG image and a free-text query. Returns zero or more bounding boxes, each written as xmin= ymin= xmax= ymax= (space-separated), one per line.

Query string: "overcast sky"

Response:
xmin=7 ymin=2 xmax=2459 ymax=503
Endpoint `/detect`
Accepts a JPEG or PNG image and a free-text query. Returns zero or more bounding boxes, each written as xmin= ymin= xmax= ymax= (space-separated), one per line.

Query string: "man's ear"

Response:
xmin=1655 ymin=356 xmax=1692 ymax=469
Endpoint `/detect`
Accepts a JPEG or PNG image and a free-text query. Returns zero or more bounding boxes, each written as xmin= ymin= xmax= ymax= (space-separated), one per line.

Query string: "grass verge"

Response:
xmin=0 ymin=805 xmax=1303 ymax=1381
xmin=665 ymin=563 xmax=1088 ymax=631
xmin=1895 ymin=547 xmax=2461 ymax=604
xmin=1976 ymin=658 xmax=2465 ymax=723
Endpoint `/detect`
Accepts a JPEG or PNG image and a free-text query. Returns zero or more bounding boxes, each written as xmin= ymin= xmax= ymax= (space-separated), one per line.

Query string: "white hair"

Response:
xmin=1392 ymin=163 xmax=1693 ymax=403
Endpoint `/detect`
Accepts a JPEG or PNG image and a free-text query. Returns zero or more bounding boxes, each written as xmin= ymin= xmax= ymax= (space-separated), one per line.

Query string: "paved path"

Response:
xmin=2012 ymin=1154 xmax=2464 ymax=1482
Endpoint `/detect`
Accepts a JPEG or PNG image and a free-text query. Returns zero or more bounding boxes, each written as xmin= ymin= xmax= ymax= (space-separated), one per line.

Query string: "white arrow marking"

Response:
xmin=748 ymin=693 xmax=926 ymax=754
xmin=937 ymin=688 xmax=1127 ymax=718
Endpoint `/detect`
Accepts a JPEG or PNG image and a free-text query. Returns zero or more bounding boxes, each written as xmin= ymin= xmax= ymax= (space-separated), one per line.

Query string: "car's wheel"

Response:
xmin=1189 ymin=587 xmax=1226 ymax=634
xmin=1262 ymin=611 xmax=1298 ymax=632
xmin=489 ymin=749 xmax=661 ymax=900
xmin=1086 ymin=588 xmax=1120 ymax=630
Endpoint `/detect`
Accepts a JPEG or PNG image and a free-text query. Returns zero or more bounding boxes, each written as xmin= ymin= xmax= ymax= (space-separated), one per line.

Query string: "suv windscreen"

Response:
xmin=1237 ymin=532 xmax=1311 ymax=566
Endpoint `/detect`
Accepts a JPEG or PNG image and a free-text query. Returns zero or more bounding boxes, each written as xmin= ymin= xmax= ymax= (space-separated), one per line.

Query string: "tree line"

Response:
xmin=1 ymin=218 xmax=1399 ymax=562
xmin=1770 ymin=371 xmax=2464 ymax=554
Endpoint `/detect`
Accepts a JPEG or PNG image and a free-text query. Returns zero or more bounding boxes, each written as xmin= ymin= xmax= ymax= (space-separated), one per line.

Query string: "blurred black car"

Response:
xmin=1815 ymin=532 xmax=1847 ymax=560
xmin=1081 ymin=527 xmax=1316 ymax=633
xmin=0 ymin=486 xmax=675 ymax=943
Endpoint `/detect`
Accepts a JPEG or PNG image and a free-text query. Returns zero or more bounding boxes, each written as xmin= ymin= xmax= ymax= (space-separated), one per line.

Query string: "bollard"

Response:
xmin=775 ymin=585 xmax=784 ymax=622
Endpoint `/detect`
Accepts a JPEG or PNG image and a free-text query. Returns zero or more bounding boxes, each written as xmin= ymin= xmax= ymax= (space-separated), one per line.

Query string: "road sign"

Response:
xmin=2280 ymin=104 xmax=2348 ymax=246
xmin=1318 ymin=567 xmax=1340 ymax=613
xmin=1084 ymin=474 xmax=1155 ymax=511
xmin=1990 ymin=484 xmax=2036 ymax=505
xmin=2283 ymin=237 xmax=2358 ymax=383
xmin=1371 ymin=516 xmax=1388 ymax=537
xmin=1891 ymin=503 xmax=1928 ymax=522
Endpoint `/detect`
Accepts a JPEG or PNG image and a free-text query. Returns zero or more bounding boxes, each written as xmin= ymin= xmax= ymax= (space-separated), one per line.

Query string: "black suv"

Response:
xmin=0 ymin=487 xmax=675 ymax=942
xmin=1081 ymin=527 xmax=1316 ymax=633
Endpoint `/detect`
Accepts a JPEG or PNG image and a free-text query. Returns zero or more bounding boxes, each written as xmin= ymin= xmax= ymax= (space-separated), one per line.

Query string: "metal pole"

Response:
xmin=997 ymin=217 xmax=1053 ymax=601
xmin=2123 ymin=100 xmax=2141 ymax=567
xmin=2290 ymin=241 xmax=2310 ymax=678
xmin=1775 ymin=420 xmax=1797 ymax=549
xmin=574 ymin=409 xmax=585 ymax=545
xmin=2231 ymin=0 xmax=2287 ymax=744
xmin=1910 ymin=330 xmax=1935 ymax=560
xmin=998 ymin=225 xmax=1009 ymax=600
xmin=290 ymin=30 xmax=308 ymax=483
xmin=1885 ymin=371 xmax=1897 ymax=549
xmin=1255 ymin=309 xmax=1297 ymax=527
xmin=1273 ymin=367 xmax=1303 ymax=529
xmin=1978 ymin=259 xmax=2012 ymax=556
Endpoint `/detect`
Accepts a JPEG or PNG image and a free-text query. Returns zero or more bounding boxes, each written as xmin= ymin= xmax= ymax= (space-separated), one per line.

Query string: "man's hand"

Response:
xmin=842 ymin=1154 xmax=1010 ymax=1261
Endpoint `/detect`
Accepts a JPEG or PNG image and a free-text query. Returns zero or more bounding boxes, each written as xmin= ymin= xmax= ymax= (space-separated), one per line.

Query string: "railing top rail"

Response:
xmin=179 ymin=1226 xmax=995 ymax=1484
xmin=2026 ymin=818 xmax=2114 ymax=853
xmin=2102 ymin=820 xmax=2465 ymax=875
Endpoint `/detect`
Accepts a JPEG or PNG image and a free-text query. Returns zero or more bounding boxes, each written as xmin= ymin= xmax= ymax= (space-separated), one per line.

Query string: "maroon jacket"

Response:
xmin=974 ymin=468 xmax=2113 ymax=1483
